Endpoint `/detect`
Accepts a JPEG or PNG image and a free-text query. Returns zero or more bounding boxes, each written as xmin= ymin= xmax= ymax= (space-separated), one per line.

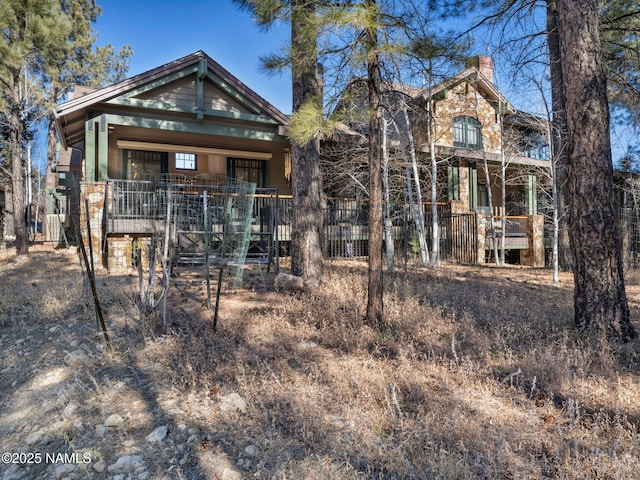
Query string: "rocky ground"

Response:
xmin=0 ymin=247 xmax=257 ymax=480
xmin=2 ymin=244 xmax=640 ymax=480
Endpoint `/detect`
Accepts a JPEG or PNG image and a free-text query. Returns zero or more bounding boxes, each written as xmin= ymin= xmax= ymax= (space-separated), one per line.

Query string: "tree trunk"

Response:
xmin=547 ymin=1 xmax=572 ymax=271
xmin=382 ymin=119 xmax=395 ymax=272
xmin=290 ymin=0 xmax=324 ymax=281
xmin=557 ymin=0 xmax=635 ymax=341
xmin=10 ymin=76 xmax=28 ymax=254
xmin=365 ymin=0 xmax=384 ymax=328
xmin=46 ymin=112 xmax=58 ymax=215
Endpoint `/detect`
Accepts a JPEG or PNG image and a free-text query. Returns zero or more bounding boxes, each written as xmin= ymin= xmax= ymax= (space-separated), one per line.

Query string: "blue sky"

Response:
xmin=94 ymin=0 xmax=293 ymax=113
xmin=89 ymin=1 xmax=636 ymax=164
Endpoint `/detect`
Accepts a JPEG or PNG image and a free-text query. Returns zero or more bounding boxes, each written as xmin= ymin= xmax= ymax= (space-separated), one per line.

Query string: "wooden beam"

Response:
xmin=115 ymin=140 xmax=273 ymax=160
xmin=103 ymin=113 xmax=285 ymax=142
xmin=197 ymin=59 xmax=206 ymax=120
xmin=105 ymin=97 xmax=278 ymax=124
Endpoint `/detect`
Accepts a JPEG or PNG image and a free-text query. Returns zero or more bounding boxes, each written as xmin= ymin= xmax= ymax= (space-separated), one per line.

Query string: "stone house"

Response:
xmin=328 ymin=55 xmax=550 ymax=265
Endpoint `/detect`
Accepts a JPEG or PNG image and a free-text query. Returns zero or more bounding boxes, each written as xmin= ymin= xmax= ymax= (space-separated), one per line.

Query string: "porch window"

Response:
xmin=227 ymin=158 xmax=266 ymax=187
xmin=175 ymin=152 xmax=197 ymax=170
xmin=124 ymin=150 xmax=167 ymax=180
xmin=477 ymin=182 xmax=490 ymax=215
xmin=453 ymin=116 xmax=482 ymax=150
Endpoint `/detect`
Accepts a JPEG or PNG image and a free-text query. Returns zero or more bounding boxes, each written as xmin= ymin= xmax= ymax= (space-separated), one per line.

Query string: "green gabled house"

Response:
xmin=54 ymin=51 xmax=292 ymax=273
xmin=55 ymin=50 xmax=291 ymax=187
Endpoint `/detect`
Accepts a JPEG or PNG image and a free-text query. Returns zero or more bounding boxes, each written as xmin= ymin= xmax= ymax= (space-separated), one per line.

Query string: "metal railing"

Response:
xmin=484 ymin=215 xmax=528 ymax=237
xmin=105 ymin=178 xmax=483 ymax=263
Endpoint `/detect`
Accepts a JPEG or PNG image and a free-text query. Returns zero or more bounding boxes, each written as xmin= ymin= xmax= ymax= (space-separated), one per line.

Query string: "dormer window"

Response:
xmin=453 ymin=116 xmax=482 ymax=150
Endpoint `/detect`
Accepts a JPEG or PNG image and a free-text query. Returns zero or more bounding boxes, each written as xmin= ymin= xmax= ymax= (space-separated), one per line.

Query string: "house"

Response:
xmin=54 ymin=51 xmax=292 ymax=273
xmin=327 ymin=55 xmax=551 ymax=265
xmin=54 ymin=51 xmax=550 ymax=273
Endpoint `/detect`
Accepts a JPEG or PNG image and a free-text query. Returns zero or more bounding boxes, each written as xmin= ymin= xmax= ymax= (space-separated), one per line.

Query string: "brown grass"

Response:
xmin=2 ymin=247 xmax=640 ymax=479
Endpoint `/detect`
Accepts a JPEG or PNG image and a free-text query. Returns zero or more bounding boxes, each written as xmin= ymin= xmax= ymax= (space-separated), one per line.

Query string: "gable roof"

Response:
xmin=337 ymin=63 xmax=516 ymax=121
xmin=55 ymin=51 xmax=289 ymax=149
xmin=412 ymin=67 xmax=516 ymax=114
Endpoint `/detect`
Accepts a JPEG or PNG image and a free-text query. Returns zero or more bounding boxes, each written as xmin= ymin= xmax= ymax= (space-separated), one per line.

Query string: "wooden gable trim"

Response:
xmin=56 ymin=51 xmax=290 ymax=151
xmin=106 ymin=66 xmax=198 ymax=103
xmin=104 ymin=62 xmax=271 ymax=122
xmin=103 ymin=113 xmax=284 ymax=142
xmin=197 ymin=58 xmax=207 ymax=119
xmin=105 ymin=97 xmax=279 ymax=124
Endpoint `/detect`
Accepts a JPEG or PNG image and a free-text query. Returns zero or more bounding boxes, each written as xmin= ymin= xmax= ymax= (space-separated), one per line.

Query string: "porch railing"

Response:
xmin=105 ymin=179 xmax=485 ymax=263
xmin=484 ymin=215 xmax=528 ymax=238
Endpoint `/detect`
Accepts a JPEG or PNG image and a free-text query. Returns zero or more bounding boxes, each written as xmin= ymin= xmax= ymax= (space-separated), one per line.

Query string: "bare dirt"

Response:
xmin=0 ymin=245 xmax=274 ymax=480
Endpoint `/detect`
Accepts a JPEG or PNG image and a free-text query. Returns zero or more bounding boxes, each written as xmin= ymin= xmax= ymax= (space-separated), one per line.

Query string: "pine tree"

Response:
xmin=0 ymin=0 xmax=70 ymax=254
xmin=45 ymin=0 xmax=132 ymax=215
xmin=557 ymin=0 xmax=636 ymax=341
xmin=235 ymin=0 xmax=325 ymax=283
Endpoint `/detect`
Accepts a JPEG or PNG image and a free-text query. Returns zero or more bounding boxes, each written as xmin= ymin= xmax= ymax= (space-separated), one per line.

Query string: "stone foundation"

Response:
xmin=107 ymin=235 xmax=133 ymax=275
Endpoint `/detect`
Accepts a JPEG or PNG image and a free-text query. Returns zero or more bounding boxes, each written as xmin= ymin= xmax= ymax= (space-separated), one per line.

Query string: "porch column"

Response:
xmin=476 ymin=211 xmax=486 ymax=264
xmin=85 ymin=119 xmax=96 ymax=181
xmin=521 ymin=214 xmax=545 ymax=267
xmin=459 ymin=166 xmax=470 ymax=207
xmin=79 ymin=182 xmax=107 ymax=269
xmin=84 ymin=116 xmax=109 ymax=182
xmin=447 ymin=165 xmax=459 ymax=201
xmin=469 ymin=167 xmax=478 ymax=211
xmin=98 ymin=115 xmax=109 ymax=181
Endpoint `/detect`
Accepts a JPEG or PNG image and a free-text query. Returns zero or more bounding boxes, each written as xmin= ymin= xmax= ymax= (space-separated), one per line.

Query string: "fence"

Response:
xmin=277 ymin=196 xmax=477 ymax=263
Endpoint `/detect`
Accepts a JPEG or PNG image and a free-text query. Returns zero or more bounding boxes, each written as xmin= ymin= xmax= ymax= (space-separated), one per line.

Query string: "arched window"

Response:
xmin=453 ymin=116 xmax=482 ymax=150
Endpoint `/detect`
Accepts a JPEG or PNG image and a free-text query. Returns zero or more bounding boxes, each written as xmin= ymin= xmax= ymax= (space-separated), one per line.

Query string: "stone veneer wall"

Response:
xmin=107 ymin=235 xmax=133 ymax=275
xmin=520 ymin=215 xmax=545 ymax=267
xmin=476 ymin=212 xmax=486 ymax=264
xmin=79 ymin=182 xmax=106 ymax=270
xmin=432 ymin=81 xmax=502 ymax=155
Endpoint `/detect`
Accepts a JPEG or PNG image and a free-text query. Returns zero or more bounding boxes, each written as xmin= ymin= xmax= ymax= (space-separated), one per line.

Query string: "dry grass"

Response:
xmin=2 ymin=247 xmax=640 ymax=479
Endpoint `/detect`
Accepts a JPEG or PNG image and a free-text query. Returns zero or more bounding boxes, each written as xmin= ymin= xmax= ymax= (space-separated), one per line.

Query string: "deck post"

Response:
xmin=521 ymin=214 xmax=545 ymax=267
xmin=476 ymin=211 xmax=486 ymax=264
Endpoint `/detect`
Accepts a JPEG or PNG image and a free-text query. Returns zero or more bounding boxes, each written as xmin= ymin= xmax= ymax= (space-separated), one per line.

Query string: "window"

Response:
xmin=123 ymin=150 xmax=167 ymax=179
xmin=175 ymin=152 xmax=197 ymax=170
xmin=227 ymin=158 xmax=266 ymax=187
xmin=453 ymin=116 xmax=482 ymax=150
xmin=522 ymin=133 xmax=550 ymax=160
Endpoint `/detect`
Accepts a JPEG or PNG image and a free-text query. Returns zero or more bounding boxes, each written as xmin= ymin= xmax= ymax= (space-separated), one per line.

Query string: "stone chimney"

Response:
xmin=466 ymin=55 xmax=494 ymax=83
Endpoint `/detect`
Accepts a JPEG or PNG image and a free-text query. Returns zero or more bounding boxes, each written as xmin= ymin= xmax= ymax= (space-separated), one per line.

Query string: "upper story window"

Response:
xmin=523 ymin=133 xmax=550 ymax=160
xmin=453 ymin=116 xmax=482 ymax=150
xmin=175 ymin=152 xmax=197 ymax=170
